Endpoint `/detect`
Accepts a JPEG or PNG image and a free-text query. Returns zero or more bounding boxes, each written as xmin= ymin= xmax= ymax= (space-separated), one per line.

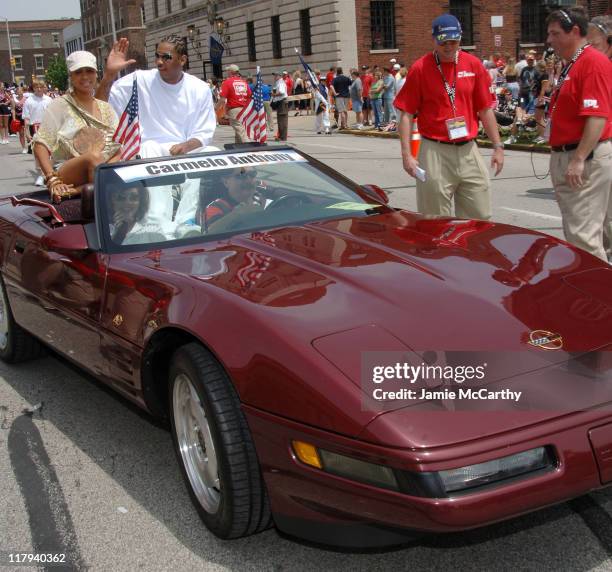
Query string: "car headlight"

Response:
xmin=437 ymin=447 xmax=553 ymax=494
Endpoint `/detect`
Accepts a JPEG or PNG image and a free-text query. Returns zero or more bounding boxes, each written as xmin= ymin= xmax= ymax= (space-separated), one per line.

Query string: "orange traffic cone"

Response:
xmin=410 ymin=117 xmax=421 ymax=157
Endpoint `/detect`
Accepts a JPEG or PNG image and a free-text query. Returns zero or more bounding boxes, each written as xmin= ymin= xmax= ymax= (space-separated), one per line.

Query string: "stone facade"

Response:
xmin=0 ymin=19 xmax=77 ymax=86
xmin=81 ymin=0 xmax=147 ymax=74
xmin=142 ymin=0 xmax=358 ymax=81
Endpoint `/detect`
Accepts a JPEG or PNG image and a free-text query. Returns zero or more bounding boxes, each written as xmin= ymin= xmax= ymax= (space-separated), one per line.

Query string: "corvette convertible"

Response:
xmin=1 ymin=145 xmax=611 ymax=548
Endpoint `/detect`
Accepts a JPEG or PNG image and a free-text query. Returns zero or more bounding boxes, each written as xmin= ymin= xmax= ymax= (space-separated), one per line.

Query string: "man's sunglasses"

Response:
xmin=155 ymin=52 xmax=174 ymax=61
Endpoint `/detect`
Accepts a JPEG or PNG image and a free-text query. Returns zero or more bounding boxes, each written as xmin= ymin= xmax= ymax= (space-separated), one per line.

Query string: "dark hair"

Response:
xmin=336 ymin=67 xmax=343 ymax=74
xmin=351 ymin=70 xmax=360 ymax=77
xmin=110 ymin=186 xmax=150 ymax=244
xmin=157 ymin=34 xmax=188 ymax=57
xmin=545 ymin=7 xmax=589 ymax=37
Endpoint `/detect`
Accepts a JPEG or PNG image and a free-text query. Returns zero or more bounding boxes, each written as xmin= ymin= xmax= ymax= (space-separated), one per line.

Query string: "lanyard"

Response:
xmin=433 ymin=50 xmax=459 ymax=116
xmin=550 ymin=44 xmax=589 ymax=114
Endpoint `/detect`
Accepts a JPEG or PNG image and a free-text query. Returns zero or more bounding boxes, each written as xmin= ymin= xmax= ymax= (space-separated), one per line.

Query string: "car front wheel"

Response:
xmin=169 ymin=343 xmax=271 ymax=539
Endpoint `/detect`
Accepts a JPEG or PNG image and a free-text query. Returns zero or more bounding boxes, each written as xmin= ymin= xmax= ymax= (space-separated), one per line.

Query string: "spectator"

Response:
xmin=349 ymin=70 xmax=363 ymax=128
xmin=331 ymin=67 xmax=351 ymax=129
xmin=271 ymin=71 xmax=288 ymax=141
xmin=361 ymin=64 xmax=373 ymax=126
xmin=369 ymin=71 xmax=384 ymax=130
xmin=395 ymin=66 xmax=407 ymax=96
xmin=382 ymin=68 xmax=396 ymax=124
xmin=293 ymin=70 xmax=306 ymax=116
xmin=503 ymin=59 xmax=520 ymax=100
xmin=495 ymin=89 xmax=519 ymax=129
xmin=587 ymin=16 xmax=612 ymax=60
xmin=519 ymin=55 xmax=540 ymax=114
xmin=325 ymin=66 xmax=335 ymax=88
xmin=312 ymin=83 xmax=331 ymax=135
xmin=515 ymin=52 xmax=528 ymax=76
xmin=261 ymin=80 xmax=273 ymax=133
xmin=217 ymin=64 xmax=251 ymax=144
xmin=533 ymin=58 xmax=556 ymax=144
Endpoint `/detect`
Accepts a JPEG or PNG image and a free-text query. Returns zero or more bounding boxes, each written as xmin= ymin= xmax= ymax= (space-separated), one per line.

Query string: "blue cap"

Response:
xmin=432 ymin=14 xmax=462 ymax=43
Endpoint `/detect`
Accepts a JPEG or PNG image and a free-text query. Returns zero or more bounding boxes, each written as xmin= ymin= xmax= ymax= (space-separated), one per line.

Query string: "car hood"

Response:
xmin=148 ymin=211 xmax=612 ymax=446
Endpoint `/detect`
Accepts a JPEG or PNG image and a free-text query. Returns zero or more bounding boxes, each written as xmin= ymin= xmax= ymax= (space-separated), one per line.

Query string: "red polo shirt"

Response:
xmin=549 ymin=46 xmax=611 ymax=147
xmin=394 ymin=50 xmax=492 ymax=142
xmin=220 ymin=76 xmax=251 ymax=108
xmin=362 ymin=73 xmax=374 ymax=98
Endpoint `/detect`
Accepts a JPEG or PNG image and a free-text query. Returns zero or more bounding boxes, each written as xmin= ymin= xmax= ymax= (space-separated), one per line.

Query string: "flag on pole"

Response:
xmin=295 ymin=48 xmax=328 ymax=100
xmin=112 ymin=78 xmax=141 ymax=160
xmin=236 ymin=67 xmax=267 ymax=143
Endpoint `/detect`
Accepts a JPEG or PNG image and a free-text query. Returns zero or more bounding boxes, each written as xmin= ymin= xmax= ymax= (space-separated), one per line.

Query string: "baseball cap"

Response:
xmin=389 ymin=58 xmax=397 ymax=64
xmin=361 ymin=64 xmax=368 ymax=70
xmin=432 ymin=14 xmax=462 ymax=43
xmin=393 ymin=63 xmax=401 ymax=70
xmin=66 ymin=51 xmax=97 ymax=72
xmin=225 ymin=64 xmax=240 ymax=72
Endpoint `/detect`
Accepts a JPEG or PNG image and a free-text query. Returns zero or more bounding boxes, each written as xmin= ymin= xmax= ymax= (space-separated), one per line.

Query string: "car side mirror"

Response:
xmin=361 ymin=184 xmax=389 ymax=205
xmin=41 ymin=224 xmax=89 ymax=252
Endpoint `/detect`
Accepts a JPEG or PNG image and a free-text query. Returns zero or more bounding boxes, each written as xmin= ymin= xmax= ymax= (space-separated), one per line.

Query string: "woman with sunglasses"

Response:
xmin=33 ymin=51 xmax=122 ymax=203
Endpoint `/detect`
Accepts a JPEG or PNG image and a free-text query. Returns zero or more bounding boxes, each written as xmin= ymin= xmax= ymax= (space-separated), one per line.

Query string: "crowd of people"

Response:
xmin=0 ymin=7 xmax=609 ymax=261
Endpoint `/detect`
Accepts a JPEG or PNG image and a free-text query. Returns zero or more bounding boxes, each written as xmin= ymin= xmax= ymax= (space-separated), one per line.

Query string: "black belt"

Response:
xmin=422 ymin=136 xmax=474 ymax=146
xmin=551 ymin=142 xmax=594 ymax=160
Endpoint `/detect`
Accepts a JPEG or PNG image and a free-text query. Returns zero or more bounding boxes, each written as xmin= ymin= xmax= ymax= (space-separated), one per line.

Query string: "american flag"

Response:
xmin=295 ymin=48 xmax=328 ymax=101
xmin=236 ymin=66 xmax=267 ymax=143
xmin=112 ymin=78 xmax=141 ymax=160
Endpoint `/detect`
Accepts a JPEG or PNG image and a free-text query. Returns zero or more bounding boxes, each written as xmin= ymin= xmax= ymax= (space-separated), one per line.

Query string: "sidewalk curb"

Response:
xmin=338 ymin=128 xmax=551 ymax=154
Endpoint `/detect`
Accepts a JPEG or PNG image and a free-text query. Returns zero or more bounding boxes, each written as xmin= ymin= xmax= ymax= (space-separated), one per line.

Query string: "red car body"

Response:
xmin=1 ymin=148 xmax=611 ymax=548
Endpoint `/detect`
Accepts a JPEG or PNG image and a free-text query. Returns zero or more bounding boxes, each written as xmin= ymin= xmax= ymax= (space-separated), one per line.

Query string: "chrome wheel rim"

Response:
xmin=0 ymin=288 xmax=9 ymax=351
xmin=172 ymin=373 xmax=221 ymax=513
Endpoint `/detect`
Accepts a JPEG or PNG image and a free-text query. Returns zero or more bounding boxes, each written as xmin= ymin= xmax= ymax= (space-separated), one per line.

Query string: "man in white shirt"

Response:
xmin=271 ymin=71 xmax=288 ymax=141
xmin=97 ymin=36 xmax=216 ymax=158
xmin=22 ymin=81 xmax=52 ymax=185
xmin=96 ymin=36 xmax=217 ymax=229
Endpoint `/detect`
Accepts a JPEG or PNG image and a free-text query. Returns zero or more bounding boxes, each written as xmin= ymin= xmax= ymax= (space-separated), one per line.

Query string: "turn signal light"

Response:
xmin=292 ymin=440 xmax=322 ymax=469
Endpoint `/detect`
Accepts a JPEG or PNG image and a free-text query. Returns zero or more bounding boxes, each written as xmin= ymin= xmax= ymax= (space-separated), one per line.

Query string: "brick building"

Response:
xmin=81 ymin=0 xmax=147 ymax=74
xmin=0 ymin=19 xmax=77 ymax=86
xmin=356 ymin=0 xmax=611 ymax=70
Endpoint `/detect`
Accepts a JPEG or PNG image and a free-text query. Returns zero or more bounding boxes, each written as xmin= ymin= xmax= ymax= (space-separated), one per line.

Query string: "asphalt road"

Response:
xmin=1 ymin=119 xmax=611 ymax=571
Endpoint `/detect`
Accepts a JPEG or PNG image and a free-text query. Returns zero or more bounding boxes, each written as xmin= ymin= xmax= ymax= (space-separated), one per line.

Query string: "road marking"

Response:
xmin=296 ymin=141 xmax=372 ymax=152
xmin=499 ymin=207 xmax=561 ymax=221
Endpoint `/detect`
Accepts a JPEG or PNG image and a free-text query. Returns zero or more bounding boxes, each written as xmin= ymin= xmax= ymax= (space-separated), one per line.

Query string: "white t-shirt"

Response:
xmin=22 ymin=94 xmax=52 ymax=124
xmin=109 ymin=69 xmax=216 ymax=157
xmin=271 ymin=78 xmax=287 ymax=102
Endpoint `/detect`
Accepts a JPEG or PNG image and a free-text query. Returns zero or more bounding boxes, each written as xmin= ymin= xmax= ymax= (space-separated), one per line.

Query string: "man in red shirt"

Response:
xmin=361 ymin=65 xmax=374 ymax=126
xmin=216 ymin=64 xmax=252 ymax=143
xmin=395 ymin=14 xmax=504 ymax=220
xmin=546 ymin=7 xmax=612 ymax=261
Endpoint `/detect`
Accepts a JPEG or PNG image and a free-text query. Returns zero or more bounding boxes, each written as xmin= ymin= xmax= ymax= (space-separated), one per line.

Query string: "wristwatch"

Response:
xmin=492 ymin=142 xmax=504 ymax=150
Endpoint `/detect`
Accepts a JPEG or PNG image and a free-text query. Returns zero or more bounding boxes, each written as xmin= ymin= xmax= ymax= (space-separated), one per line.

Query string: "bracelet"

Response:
xmin=44 ymin=171 xmax=60 ymax=184
xmin=492 ymin=142 xmax=504 ymax=150
xmin=46 ymin=177 xmax=62 ymax=190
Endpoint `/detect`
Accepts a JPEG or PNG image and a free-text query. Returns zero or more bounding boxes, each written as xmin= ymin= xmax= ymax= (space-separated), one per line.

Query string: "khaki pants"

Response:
xmin=263 ymin=101 xmax=274 ymax=131
xmin=551 ymin=139 xmax=612 ymax=261
xmin=227 ymin=107 xmax=248 ymax=144
xmin=416 ymin=138 xmax=491 ymax=219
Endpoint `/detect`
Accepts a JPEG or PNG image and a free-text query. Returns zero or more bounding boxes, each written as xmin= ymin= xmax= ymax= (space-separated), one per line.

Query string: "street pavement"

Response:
xmin=1 ymin=120 xmax=611 ymax=571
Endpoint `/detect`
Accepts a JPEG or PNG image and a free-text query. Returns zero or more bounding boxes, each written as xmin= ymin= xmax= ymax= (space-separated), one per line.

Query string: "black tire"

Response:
xmin=168 ymin=342 xmax=272 ymax=539
xmin=0 ymin=277 xmax=45 ymax=363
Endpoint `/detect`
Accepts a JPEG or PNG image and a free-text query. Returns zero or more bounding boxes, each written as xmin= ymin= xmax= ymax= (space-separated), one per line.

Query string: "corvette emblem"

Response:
xmin=112 ymin=314 xmax=124 ymax=327
xmin=527 ymin=330 xmax=563 ymax=350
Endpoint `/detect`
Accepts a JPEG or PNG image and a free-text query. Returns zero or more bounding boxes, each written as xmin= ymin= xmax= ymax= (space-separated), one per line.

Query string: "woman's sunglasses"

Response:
xmin=155 ymin=52 xmax=174 ymax=62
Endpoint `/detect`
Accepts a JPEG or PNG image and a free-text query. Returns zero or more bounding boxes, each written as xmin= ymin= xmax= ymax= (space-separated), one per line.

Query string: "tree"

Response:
xmin=46 ymin=55 xmax=68 ymax=91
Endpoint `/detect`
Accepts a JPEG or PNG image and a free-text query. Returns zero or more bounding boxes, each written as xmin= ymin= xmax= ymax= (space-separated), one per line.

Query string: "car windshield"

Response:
xmin=98 ymin=149 xmax=385 ymax=249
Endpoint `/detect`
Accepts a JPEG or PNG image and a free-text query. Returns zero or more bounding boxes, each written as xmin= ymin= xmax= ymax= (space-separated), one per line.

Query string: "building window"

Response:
xmin=35 ymin=54 xmax=44 ymax=69
xmin=32 ymin=34 xmax=42 ymax=48
xmin=10 ymin=35 xmax=20 ymax=50
xmin=141 ymin=5 xmax=146 ymax=23
xmin=166 ymin=0 xmax=172 ymax=14
xmin=52 ymin=32 xmax=60 ymax=47
xmin=370 ymin=1 xmax=395 ymax=50
xmin=271 ymin=15 xmax=281 ymax=59
xmin=247 ymin=21 xmax=256 ymax=62
xmin=154 ymin=0 xmax=159 ymax=18
xmin=299 ymin=9 xmax=312 ymax=56
xmin=450 ymin=0 xmax=473 ymax=46
xmin=521 ymin=0 xmax=548 ymax=44
xmin=14 ymin=55 xmax=23 ymax=70
xmin=181 ymin=0 xmax=186 ymax=8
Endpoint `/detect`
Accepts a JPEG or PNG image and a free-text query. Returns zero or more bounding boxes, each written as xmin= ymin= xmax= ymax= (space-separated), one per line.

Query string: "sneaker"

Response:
xmin=10 ymin=133 xmax=16 ymax=137
xmin=22 ymin=148 xmax=28 ymax=154
xmin=0 ymin=140 xmax=7 ymax=145
xmin=533 ymin=136 xmax=546 ymax=144
xmin=504 ymin=135 xmax=517 ymax=145
xmin=325 ymin=129 xmax=331 ymax=135
xmin=35 ymin=175 xmax=45 ymax=186
xmin=316 ymin=131 xmax=322 ymax=135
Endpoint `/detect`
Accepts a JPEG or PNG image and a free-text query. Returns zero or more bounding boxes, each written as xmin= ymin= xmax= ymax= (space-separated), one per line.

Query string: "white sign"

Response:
xmin=115 ymin=150 xmax=307 ymax=183
xmin=491 ymin=16 xmax=503 ymax=28
xmin=495 ymin=35 xmax=502 ymax=47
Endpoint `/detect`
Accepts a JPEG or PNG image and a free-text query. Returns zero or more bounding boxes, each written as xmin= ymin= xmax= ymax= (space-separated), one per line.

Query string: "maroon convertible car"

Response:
xmin=1 ymin=146 xmax=611 ymax=548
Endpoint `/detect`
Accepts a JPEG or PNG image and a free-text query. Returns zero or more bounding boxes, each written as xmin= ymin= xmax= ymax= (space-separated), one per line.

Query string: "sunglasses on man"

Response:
xmin=155 ymin=52 xmax=174 ymax=62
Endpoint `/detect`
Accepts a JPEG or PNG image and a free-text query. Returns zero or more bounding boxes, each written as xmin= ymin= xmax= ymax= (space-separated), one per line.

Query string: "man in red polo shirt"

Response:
xmin=361 ymin=65 xmax=374 ymax=126
xmin=546 ymin=7 xmax=612 ymax=261
xmin=217 ymin=64 xmax=251 ymax=143
xmin=395 ymin=14 xmax=504 ymax=220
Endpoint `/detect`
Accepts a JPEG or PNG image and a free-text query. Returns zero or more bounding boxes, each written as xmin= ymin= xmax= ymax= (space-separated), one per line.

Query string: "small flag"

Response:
xmin=295 ymin=48 xmax=328 ymax=100
xmin=236 ymin=67 xmax=267 ymax=143
xmin=112 ymin=78 xmax=140 ymax=160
